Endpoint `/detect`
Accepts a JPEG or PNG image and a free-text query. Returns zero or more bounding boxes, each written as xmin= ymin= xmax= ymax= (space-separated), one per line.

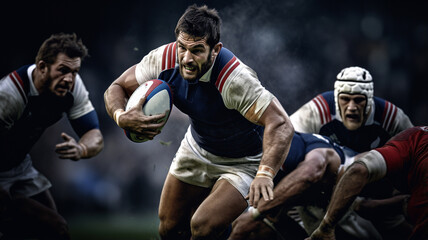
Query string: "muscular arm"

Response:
xmin=258 ymin=148 xmax=336 ymax=215
xmin=104 ymin=65 xmax=166 ymax=139
xmin=78 ymin=129 xmax=103 ymax=158
xmin=231 ymin=148 xmax=337 ymax=240
xmin=247 ymin=98 xmax=294 ymax=206
xmin=308 ymin=162 xmax=369 ymax=240
xmin=104 ymin=65 xmax=139 ymax=120
xmin=255 ymin=98 xmax=294 ymax=176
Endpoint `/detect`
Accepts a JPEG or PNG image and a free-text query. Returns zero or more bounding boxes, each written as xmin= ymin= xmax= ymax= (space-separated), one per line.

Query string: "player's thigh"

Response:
xmin=192 ymin=179 xmax=247 ymax=228
xmin=159 ymin=173 xmax=210 ymax=221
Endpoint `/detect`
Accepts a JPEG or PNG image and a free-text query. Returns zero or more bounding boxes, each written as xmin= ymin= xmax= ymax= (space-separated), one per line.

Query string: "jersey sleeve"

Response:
xmin=135 ymin=43 xmax=172 ymax=85
xmin=354 ymin=150 xmax=387 ymax=183
xmin=389 ymin=106 xmax=413 ymax=135
xmin=0 ymin=75 xmax=26 ymax=130
xmin=290 ymin=98 xmax=323 ymax=133
xmin=220 ymin=61 xmax=274 ymax=121
xmin=68 ymin=74 xmax=95 ymax=120
xmin=375 ymin=129 xmax=414 ymax=175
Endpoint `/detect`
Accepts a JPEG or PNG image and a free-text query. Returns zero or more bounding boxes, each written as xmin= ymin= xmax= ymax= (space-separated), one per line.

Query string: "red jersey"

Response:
xmin=375 ymin=126 xmax=428 ymax=238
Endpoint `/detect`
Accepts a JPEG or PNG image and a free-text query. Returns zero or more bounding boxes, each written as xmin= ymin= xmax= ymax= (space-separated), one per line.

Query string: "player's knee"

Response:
xmin=159 ymin=217 xmax=190 ymax=239
xmin=191 ymin=214 xmax=211 ymax=238
xmin=191 ymin=214 xmax=227 ymax=239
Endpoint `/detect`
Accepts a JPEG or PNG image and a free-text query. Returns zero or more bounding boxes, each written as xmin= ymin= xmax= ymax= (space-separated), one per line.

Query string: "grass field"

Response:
xmin=68 ymin=212 xmax=160 ymax=240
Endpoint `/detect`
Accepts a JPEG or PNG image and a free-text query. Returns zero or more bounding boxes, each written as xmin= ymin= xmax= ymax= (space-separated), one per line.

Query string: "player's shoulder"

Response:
xmin=308 ymin=90 xmax=335 ymax=114
xmin=318 ymin=91 xmax=335 ymax=102
xmin=211 ymin=47 xmax=248 ymax=92
xmin=372 ymin=96 xmax=403 ymax=123
xmin=372 ymin=95 xmax=403 ymax=110
xmin=1 ymin=65 xmax=32 ymax=102
xmin=159 ymin=42 xmax=177 ymax=71
xmin=139 ymin=42 xmax=177 ymax=73
xmin=307 ymin=91 xmax=334 ymax=104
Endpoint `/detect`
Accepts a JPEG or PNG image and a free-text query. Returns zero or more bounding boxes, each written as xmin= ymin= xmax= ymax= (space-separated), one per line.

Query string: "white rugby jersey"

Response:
xmin=135 ymin=43 xmax=275 ymax=157
xmin=135 ymin=42 xmax=274 ymax=121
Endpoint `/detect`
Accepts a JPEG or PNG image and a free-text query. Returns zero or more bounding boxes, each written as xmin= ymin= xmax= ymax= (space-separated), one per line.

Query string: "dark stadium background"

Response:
xmin=1 ymin=0 xmax=427 ymax=239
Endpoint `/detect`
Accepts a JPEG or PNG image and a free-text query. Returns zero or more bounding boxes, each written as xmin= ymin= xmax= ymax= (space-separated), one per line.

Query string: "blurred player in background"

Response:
xmin=291 ymin=66 xmax=413 ymax=152
xmin=104 ymin=4 xmax=294 ymax=240
xmin=0 ymin=33 xmax=104 ymax=239
xmin=288 ymin=66 xmax=414 ymax=239
xmin=308 ymin=126 xmax=428 ymax=240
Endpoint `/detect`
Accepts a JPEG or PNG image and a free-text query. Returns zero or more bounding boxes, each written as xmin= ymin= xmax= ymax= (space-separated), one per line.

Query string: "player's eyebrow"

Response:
xmin=177 ymin=40 xmax=206 ymax=50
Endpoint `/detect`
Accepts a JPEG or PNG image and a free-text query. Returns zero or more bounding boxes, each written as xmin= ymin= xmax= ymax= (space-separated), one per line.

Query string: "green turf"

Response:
xmin=68 ymin=213 xmax=160 ymax=240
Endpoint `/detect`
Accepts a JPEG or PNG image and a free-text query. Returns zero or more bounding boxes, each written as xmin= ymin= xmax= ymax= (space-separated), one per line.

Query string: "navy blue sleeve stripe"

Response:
xmin=70 ymin=110 xmax=100 ymax=137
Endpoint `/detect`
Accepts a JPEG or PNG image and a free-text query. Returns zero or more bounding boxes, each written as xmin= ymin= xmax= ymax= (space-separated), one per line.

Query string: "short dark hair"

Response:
xmin=175 ymin=4 xmax=221 ymax=49
xmin=35 ymin=33 xmax=88 ymax=65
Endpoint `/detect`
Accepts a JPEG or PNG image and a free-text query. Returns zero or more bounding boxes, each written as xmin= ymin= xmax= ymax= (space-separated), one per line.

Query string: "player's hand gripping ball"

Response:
xmin=125 ymin=79 xmax=173 ymax=142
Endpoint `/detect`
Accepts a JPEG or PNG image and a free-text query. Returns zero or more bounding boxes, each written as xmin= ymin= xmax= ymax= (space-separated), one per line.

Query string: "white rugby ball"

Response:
xmin=124 ymin=79 xmax=173 ymax=142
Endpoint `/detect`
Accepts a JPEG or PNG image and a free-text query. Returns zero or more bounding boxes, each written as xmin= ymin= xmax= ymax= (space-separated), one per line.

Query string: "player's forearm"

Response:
xmin=258 ymin=160 xmax=323 ymax=215
xmin=321 ymin=163 xmax=369 ymax=228
xmin=260 ymin=112 xmax=294 ymax=173
xmin=79 ymin=129 xmax=103 ymax=158
xmin=104 ymin=83 xmax=128 ymax=119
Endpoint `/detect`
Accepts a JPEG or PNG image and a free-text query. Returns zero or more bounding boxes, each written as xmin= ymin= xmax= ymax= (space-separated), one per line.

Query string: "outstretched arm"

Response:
xmin=231 ymin=148 xmax=337 ymax=239
xmin=307 ymin=162 xmax=370 ymax=240
xmin=258 ymin=148 xmax=337 ymax=215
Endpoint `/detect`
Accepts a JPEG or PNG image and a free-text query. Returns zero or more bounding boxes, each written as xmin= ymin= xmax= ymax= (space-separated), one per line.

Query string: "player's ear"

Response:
xmin=37 ymin=60 xmax=47 ymax=74
xmin=212 ymin=42 xmax=222 ymax=58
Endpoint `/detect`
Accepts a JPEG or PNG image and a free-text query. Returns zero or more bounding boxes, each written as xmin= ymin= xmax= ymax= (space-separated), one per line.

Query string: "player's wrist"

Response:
xmin=113 ymin=109 xmax=125 ymax=127
xmin=319 ymin=216 xmax=335 ymax=233
xmin=256 ymin=165 xmax=275 ymax=179
xmin=79 ymin=142 xmax=88 ymax=158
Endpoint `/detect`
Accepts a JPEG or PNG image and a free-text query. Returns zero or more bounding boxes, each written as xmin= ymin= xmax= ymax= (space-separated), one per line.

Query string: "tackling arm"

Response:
xmin=307 ymin=162 xmax=370 ymax=240
xmin=230 ymin=148 xmax=336 ymax=240
xmin=258 ymin=148 xmax=337 ymax=215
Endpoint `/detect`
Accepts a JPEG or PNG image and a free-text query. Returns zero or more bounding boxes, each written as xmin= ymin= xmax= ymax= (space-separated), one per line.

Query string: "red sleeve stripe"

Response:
xmin=162 ymin=42 xmax=176 ymax=71
xmin=170 ymin=43 xmax=176 ymax=69
xmin=319 ymin=95 xmax=332 ymax=122
xmin=161 ymin=45 xmax=168 ymax=70
xmin=215 ymin=56 xmax=240 ymax=93
xmin=382 ymin=101 xmax=397 ymax=131
xmin=312 ymin=95 xmax=331 ymax=124
xmin=10 ymin=71 xmax=27 ymax=103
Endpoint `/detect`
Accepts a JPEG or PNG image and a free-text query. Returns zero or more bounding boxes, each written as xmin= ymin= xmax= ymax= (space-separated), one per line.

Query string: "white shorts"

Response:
xmin=170 ymin=126 xmax=262 ymax=198
xmin=0 ymin=155 xmax=51 ymax=197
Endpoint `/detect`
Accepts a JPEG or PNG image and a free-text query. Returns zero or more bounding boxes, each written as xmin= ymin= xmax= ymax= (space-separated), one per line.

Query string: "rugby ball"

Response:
xmin=124 ymin=79 xmax=173 ymax=142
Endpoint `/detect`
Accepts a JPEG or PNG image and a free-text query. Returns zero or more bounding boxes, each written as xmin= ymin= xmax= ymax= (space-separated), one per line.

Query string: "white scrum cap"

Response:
xmin=334 ymin=66 xmax=374 ymax=115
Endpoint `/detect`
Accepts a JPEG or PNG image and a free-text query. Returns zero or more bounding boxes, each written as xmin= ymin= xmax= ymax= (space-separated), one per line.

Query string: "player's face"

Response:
xmin=177 ymin=32 xmax=219 ymax=81
xmin=43 ymin=53 xmax=81 ymax=97
xmin=338 ymin=93 xmax=367 ymax=131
